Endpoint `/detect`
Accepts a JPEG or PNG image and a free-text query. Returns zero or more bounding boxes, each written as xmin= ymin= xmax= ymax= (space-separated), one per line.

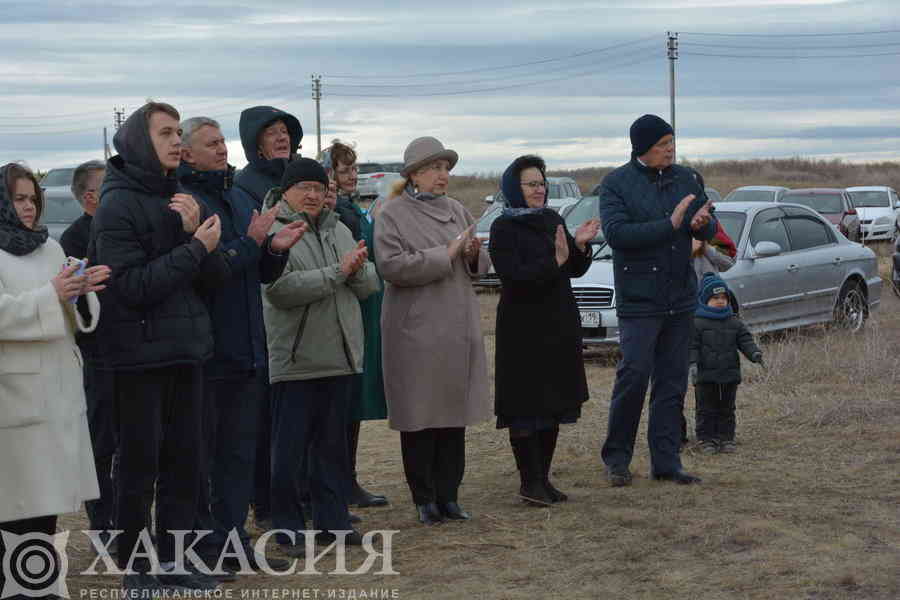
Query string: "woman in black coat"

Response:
xmin=489 ymin=155 xmax=600 ymax=505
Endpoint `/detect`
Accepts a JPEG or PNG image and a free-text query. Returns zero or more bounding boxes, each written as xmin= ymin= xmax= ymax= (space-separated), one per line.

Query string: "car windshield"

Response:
xmin=548 ymin=183 xmax=563 ymax=199
xmin=358 ymin=163 xmax=383 ymax=174
xmin=705 ymin=188 xmax=722 ymax=203
xmin=715 ymin=211 xmax=746 ymax=245
xmin=847 ymin=191 xmax=889 ymax=208
xmin=783 ymin=193 xmax=843 ymax=214
xmin=41 ymin=168 xmax=75 ymax=187
xmin=383 ymin=163 xmax=404 ymax=173
xmin=476 ymin=204 xmax=503 ymax=233
xmin=723 ymin=189 xmax=776 ymax=203
xmin=564 ymin=196 xmax=605 ymax=241
xmin=42 ymin=193 xmax=83 ymax=224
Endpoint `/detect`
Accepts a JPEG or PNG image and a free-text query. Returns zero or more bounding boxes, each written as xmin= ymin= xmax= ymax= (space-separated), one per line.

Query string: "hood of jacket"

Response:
xmin=105 ymin=107 xmax=179 ymax=199
xmin=238 ymin=106 xmax=303 ymax=178
xmin=500 ymin=159 xmax=547 ymax=210
xmin=0 ymin=163 xmax=49 ymax=256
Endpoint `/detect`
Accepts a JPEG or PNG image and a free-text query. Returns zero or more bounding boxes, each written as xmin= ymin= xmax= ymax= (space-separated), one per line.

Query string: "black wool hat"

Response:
xmin=630 ymin=114 xmax=674 ymax=158
xmin=281 ymin=157 xmax=329 ymax=190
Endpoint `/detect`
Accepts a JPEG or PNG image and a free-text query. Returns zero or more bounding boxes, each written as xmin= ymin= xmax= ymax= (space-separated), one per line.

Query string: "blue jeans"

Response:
xmin=601 ymin=312 xmax=691 ymax=475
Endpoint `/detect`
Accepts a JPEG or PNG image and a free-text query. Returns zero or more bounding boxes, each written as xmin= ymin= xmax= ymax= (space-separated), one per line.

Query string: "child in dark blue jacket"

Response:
xmin=689 ymin=274 xmax=763 ymax=454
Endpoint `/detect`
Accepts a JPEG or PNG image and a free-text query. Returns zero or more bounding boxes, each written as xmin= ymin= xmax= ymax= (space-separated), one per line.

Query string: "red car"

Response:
xmin=779 ymin=188 xmax=861 ymax=242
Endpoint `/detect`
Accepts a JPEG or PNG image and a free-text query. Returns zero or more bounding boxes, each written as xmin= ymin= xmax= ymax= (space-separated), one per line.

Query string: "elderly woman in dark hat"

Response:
xmin=374 ymin=137 xmax=491 ymax=526
xmin=489 ymin=155 xmax=600 ymax=505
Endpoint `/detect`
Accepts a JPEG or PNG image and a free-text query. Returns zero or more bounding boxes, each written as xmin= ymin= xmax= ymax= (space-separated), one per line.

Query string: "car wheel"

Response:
xmin=893 ymin=261 xmax=900 ymax=299
xmin=834 ymin=281 xmax=867 ymax=332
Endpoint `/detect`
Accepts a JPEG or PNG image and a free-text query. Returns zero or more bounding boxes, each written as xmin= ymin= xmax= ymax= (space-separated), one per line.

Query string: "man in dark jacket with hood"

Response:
xmin=90 ymin=101 xmax=230 ymax=593
xmin=598 ymin=114 xmax=717 ymax=487
xmin=233 ymin=105 xmax=302 ymax=525
xmin=177 ymin=116 xmax=305 ymax=571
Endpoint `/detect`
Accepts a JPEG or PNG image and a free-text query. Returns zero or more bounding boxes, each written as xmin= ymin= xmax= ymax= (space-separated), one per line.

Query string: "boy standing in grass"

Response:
xmin=689 ymin=273 xmax=764 ymax=454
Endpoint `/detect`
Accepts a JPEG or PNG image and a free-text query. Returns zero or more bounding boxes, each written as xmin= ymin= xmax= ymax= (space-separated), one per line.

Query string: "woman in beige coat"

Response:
xmin=374 ymin=137 xmax=491 ymax=526
xmin=0 ymin=164 xmax=109 ymax=556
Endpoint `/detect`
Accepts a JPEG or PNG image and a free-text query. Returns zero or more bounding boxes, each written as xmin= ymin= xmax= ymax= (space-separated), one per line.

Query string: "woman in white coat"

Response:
xmin=0 ymin=163 xmax=109 ymax=551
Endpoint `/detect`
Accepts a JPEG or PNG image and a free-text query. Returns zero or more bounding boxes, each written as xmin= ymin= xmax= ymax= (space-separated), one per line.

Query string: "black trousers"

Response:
xmin=601 ymin=313 xmax=691 ymax=475
xmin=82 ymin=362 xmax=118 ymax=530
xmin=694 ymin=382 xmax=738 ymax=442
xmin=253 ymin=384 xmax=273 ymax=521
xmin=400 ymin=427 xmax=465 ymax=505
xmin=114 ymin=366 xmax=203 ymax=568
xmin=270 ymin=376 xmax=353 ymax=545
xmin=0 ymin=516 xmax=59 ymax=597
xmin=195 ymin=374 xmax=262 ymax=548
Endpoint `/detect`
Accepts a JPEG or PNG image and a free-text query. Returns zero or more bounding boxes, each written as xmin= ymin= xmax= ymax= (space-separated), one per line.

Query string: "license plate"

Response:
xmin=580 ymin=310 xmax=600 ymax=328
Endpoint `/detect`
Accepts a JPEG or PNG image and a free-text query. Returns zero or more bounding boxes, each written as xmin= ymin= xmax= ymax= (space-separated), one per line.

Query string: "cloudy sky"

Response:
xmin=2 ymin=0 xmax=898 ymax=174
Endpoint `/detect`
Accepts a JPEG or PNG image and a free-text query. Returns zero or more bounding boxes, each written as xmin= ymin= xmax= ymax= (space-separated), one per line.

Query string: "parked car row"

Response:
xmin=721 ymin=185 xmax=900 ymax=243
xmin=356 ymin=161 xmax=404 ymax=199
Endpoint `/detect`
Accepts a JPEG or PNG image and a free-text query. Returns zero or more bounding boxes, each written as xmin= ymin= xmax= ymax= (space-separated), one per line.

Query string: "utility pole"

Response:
xmin=113 ymin=107 xmax=126 ymax=130
xmin=311 ymin=75 xmax=322 ymax=156
xmin=103 ymin=127 xmax=110 ymax=160
xmin=667 ymin=32 xmax=679 ymax=162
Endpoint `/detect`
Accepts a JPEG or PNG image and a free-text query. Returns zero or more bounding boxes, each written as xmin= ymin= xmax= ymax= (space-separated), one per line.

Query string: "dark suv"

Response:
xmin=778 ymin=188 xmax=861 ymax=242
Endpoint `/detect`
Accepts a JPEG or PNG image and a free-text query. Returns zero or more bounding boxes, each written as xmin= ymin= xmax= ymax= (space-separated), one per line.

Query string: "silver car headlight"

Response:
xmin=875 ymin=216 xmax=892 ymax=225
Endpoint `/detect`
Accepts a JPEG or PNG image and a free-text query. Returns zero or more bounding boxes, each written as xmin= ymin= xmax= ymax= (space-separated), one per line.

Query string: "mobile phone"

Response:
xmin=63 ymin=257 xmax=86 ymax=304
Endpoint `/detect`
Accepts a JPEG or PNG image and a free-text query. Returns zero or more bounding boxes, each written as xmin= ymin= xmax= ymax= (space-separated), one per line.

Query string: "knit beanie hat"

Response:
xmin=282 ymin=157 xmax=329 ymax=190
xmin=698 ymin=272 xmax=730 ymax=304
xmin=630 ymin=114 xmax=674 ymax=158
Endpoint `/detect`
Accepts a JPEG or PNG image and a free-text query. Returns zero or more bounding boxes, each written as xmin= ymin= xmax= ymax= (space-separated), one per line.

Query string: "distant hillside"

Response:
xmin=449 ymin=158 xmax=900 ymax=218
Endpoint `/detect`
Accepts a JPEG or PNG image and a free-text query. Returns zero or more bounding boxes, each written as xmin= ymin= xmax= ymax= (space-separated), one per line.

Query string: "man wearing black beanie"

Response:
xmin=596 ymin=114 xmax=717 ymax=486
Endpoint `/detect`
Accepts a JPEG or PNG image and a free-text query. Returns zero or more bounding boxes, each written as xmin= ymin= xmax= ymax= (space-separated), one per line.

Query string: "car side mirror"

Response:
xmin=753 ymin=241 xmax=782 ymax=258
xmin=484 ymin=195 xmax=493 ymax=204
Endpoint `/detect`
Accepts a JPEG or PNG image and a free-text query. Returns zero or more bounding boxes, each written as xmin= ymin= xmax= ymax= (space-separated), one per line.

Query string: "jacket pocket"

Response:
xmin=617 ymin=261 xmax=660 ymax=303
xmin=0 ymin=344 xmax=47 ymax=429
xmin=290 ymin=307 xmax=310 ymax=363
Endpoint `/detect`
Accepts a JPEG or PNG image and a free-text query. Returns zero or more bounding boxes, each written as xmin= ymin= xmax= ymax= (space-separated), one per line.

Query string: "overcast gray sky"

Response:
xmin=1 ymin=0 xmax=898 ymax=173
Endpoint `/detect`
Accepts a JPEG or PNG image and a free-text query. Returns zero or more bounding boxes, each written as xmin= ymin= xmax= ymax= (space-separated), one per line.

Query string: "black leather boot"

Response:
xmin=510 ymin=435 xmax=554 ymax=506
xmin=348 ymin=421 xmax=389 ymax=507
xmin=538 ymin=427 xmax=567 ymax=502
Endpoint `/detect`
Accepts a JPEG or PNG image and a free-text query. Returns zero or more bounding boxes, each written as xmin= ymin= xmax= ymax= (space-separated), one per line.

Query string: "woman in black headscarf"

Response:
xmin=0 ymin=162 xmax=109 ymax=579
xmin=488 ymin=155 xmax=600 ymax=506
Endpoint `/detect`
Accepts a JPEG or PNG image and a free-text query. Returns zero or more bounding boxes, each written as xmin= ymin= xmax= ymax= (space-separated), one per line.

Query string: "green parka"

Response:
xmin=261 ymin=188 xmax=379 ymax=384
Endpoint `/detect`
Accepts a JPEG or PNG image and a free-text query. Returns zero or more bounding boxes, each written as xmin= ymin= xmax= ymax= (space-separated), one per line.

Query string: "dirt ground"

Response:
xmin=59 ymin=254 xmax=899 ymax=600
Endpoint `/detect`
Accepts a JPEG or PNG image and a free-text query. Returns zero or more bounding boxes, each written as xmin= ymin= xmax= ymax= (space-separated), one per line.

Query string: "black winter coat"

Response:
xmin=689 ymin=314 xmax=761 ymax=384
xmin=489 ymin=209 xmax=591 ymax=418
xmin=335 ymin=192 xmax=364 ymax=242
xmin=60 ymin=213 xmax=98 ymax=359
xmin=178 ymin=164 xmax=288 ymax=380
xmin=89 ymin=107 xmax=231 ymax=370
xmin=598 ymin=159 xmax=718 ymax=318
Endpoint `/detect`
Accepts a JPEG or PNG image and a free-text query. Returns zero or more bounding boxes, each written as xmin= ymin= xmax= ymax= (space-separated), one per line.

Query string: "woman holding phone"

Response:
xmin=489 ymin=155 xmax=599 ymax=506
xmin=0 ymin=162 xmax=109 ymax=570
xmin=374 ymin=137 xmax=491 ymax=526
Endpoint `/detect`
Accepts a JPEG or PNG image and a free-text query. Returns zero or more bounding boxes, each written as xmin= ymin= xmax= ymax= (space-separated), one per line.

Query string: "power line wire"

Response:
xmin=681 ymin=40 xmax=900 ymax=50
xmin=681 ymin=50 xmax=900 ymax=59
xmin=680 ymin=28 xmax=900 ymax=37
xmin=324 ymin=34 xmax=658 ymax=79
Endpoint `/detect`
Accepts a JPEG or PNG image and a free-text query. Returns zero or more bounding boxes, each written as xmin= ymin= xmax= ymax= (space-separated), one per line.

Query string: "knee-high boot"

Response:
xmin=509 ymin=434 xmax=553 ymax=506
xmin=538 ymin=427 xmax=567 ymax=502
xmin=347 ymin=421 xmax=388 ymax=507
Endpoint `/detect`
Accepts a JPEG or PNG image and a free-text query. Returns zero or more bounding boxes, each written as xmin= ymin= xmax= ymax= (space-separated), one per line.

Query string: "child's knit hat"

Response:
xmin=698 ymin=272 xmax=730 ymax=304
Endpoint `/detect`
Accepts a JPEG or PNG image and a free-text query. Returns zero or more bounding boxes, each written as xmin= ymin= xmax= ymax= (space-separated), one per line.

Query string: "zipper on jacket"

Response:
xmin=290 ymin=307 xmax=310 ymax=363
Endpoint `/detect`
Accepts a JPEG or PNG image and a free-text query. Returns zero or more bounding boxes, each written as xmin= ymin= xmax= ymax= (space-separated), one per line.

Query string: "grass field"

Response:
xmin=61 ymin=251 xmax=899 ymax=600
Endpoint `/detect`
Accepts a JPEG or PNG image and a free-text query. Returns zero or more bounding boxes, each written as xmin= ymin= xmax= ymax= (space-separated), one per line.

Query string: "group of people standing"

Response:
xmin=0 ymin=106 xmax=765 ymax=595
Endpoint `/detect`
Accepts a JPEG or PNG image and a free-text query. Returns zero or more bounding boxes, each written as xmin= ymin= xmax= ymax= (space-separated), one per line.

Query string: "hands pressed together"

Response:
xmin=670 ymin=194 xmax=713 ymax=232
xmin=448 ymin=224 xmax=478 ymax=262
xmin=341 ymin=240 xmax=369 ymax=277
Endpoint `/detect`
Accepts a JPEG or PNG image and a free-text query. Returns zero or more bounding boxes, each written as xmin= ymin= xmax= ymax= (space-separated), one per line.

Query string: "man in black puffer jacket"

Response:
xmin=90 ymin=101 xmax=230 ymax=593
xmin=598 ymin=114 xmax=718 ymax=487
xmin=689 ymin=273 xmax=763 ymax=454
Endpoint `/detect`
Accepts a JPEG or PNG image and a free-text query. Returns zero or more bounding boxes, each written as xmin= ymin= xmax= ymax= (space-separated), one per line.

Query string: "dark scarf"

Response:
xmin=405 ymin=182 xmax=441 ymax=202
xmin=0 ymin=164 xmax=49 ymax=256
xmin=696 ymin=303 xmax=733 ymax=320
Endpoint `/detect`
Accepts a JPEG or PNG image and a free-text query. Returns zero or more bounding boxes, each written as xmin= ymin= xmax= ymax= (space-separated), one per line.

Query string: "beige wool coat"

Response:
xmin=374 ymin=191 xmax=492 ymax=432
xmin=0 ymin=239 xmax=100 ymax=522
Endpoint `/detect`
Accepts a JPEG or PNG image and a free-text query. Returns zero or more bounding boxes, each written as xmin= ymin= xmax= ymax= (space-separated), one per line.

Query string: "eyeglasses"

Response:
xmin=336 ymin=165 xmax=359 ymax=175
xmin=521 ymin=181 xmax=547 ymax=189
xmin=292 ymin=183 xmax=326 ymax=195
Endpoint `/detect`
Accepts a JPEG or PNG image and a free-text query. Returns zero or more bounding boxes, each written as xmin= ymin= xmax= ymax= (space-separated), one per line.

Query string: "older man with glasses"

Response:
xmin=260 ymin=158 xmax=379 ymax=556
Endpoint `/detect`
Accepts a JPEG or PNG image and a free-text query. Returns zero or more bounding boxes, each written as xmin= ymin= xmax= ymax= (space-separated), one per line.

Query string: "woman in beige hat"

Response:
xmin=374 ymin=137 xmax=491 ymax=526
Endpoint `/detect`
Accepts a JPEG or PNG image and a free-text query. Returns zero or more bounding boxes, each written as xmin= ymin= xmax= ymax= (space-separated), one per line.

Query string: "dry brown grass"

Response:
xmin=61 ymin=261 xmax=900 ymax=599
xmin=450 ymin=158 xmax=900 ymax=220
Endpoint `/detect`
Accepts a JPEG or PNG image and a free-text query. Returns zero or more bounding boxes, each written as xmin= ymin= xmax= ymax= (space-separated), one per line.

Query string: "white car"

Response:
xmin=722 ymin=185 xmax=791 ymax=203
xmin=568 ymin=199 xmax=882 ymax=346
xmin=357 ymin=162 xmax=403 ymax=199
xmin=845 ymin=186 xmax=900 ymax=241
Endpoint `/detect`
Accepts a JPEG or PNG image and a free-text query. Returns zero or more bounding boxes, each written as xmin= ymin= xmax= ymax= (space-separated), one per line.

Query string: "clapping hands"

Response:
xmin=341 ymin=240 xmax=368 ymax=276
